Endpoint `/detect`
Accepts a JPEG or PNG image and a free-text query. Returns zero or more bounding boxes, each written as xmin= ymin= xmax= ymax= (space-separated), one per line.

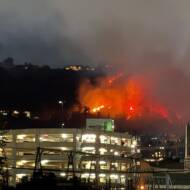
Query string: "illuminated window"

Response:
xmin=99 ymin=135 xmax=110 ymax=144
xmin=61 ymin=134 xmax=73 ymax=142
xmin=17 ymin=160 xmax=28 ymax=166
xmin=16 ymin=160 xmax=34 ymax=168
xmin=110 ymin=162 xmax=119 ymax=170
xmin=16 ymin=134 xmax=35 ymax=143
xmin=114 ymin=151 xmax=119 ymax=156
xmin=110 ymin=174 xmax=119 ymax=183
xmin=110 ymin=137 xmax=121 ymax=145
xmin=99 ymin=148 xmax=107 ymax=155
xmin=1 ymin=135 xmax=12 ymax=143
xmin=81 ymin=161 xmax=96 ymax=169
xmin=0 ymin=148 xmax=12 ymax=157
xmin=121 ymin=163 xmax=127 ymax=171
xmin=39 ymin=134 xmax=73 ymax=143
xmin=13 ymin=110 xmax=19 ymax=115
xmin=132 ymin=139 xmax=137 ymax=147
xmin=99 ymin=161 xmax=109 ymax=170
xmin=60 ymin=173 xmax=66 ymax=177
xmin=42 ymin=149 xmax=65 ymax=155
xmin=110 ymin=174 xmax=118 ymax=179
xmin=41 ymin=160 xmax=49 ymax=165
xmin=76 ymin=134 xmax=81 ymax=142
xmin=81 ymin=173 xmax=89 ymax=178
xmin=82 ymin=146 xmax=95 ymax=154
xmin=24 ymin=111 xmax=31 ymax=118
xmin=16 ymin=174 xmax=29 ymax=183
xmin=60 ymin=147 xmax=71 ymax=151
xmin=81 ymin=173 xmax=95 ymax=181
xmin=42 ymin=162 xmax=64 ymax=169
xmin=17 ymin=150 xmax=35 ymax=156
xmin=99 ymin=174 xmax=106 ymax=183
xmin=120 ymin=175 xmax=126 ymax=184
xmin=82 ymin=134 xmax=96 ymax=143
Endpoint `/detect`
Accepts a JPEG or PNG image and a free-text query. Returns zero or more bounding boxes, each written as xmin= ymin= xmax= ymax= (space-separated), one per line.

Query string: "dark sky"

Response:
xmin=0 ymin=0 xmax=190 ymax=69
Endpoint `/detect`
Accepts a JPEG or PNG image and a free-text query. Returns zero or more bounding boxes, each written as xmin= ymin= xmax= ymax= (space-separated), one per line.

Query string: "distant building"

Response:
xmin=184 ymin=123 xmax=190 ymax=169
xmin=64 ymin=65 xmax=95 ymax=71
xmin=0 ymin=118 xmax=139 ymax=186
xmin=86 ymin=118 xmax=114 ymax=132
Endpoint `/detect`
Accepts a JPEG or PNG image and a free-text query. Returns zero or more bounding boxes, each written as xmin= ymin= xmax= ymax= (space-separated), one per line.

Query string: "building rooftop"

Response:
xmin=2 ymin=118 xmax=129 ymax=134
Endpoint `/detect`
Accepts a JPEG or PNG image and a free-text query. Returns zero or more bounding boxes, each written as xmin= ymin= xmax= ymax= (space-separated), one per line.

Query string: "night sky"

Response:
xmin=0 ymin=1 xmax=190 ymax=68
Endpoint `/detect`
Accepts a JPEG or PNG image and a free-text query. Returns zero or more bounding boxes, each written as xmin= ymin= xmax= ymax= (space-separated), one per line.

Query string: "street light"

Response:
xmin=58 ymin=100 xmax=65 ymax=113
xmin=58 ymin=100 xmax=63 ymax=105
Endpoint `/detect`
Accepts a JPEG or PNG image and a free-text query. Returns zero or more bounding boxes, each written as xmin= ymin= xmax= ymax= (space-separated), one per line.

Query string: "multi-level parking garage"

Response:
xmin=0 ymin=119 xmax=139 ymax=186
xmin=185 ymin=123 xmax=190 ymax=170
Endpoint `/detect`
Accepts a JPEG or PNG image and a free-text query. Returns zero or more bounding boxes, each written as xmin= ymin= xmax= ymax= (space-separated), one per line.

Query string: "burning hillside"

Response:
xmin=79 ymin=73 xmax=181 ymax=125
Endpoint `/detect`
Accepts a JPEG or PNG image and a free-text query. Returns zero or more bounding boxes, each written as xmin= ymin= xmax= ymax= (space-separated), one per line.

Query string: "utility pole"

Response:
xmin=66 ymin=151 xmax=75 ymax=179
xmin=33 ymin=147 xmax=43 ymax=179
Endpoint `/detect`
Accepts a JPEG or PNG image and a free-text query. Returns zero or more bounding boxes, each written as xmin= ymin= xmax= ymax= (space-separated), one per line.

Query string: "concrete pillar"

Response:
xmin=185 ymin=124 xmax=190 ymax=170
xmin=165 ymin=174 xmax=170 ymax=190
xmin=73 ymin=130 xmax=77 ymax=171
xmin=95 ymin=131 xmax=100 ymax=184
xmin=11 ymin=131 xmax=17 ymax=186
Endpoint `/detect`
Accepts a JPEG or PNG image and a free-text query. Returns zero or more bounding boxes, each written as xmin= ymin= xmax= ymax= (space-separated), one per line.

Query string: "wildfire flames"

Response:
xmin=79 ymin=73 xmax=178 ymax=123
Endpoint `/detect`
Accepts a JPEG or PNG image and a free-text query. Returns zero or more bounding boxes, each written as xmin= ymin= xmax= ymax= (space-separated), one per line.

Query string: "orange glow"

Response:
xmin=92 ymin=105 xmax=105 ymax=113
xmin=79 ymin=73 xmax=173 ymax=122
xmin=129 ymin=106 xmax=134 ymax=111
xmin=140 ymin=185 xmax=145 ymax=190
